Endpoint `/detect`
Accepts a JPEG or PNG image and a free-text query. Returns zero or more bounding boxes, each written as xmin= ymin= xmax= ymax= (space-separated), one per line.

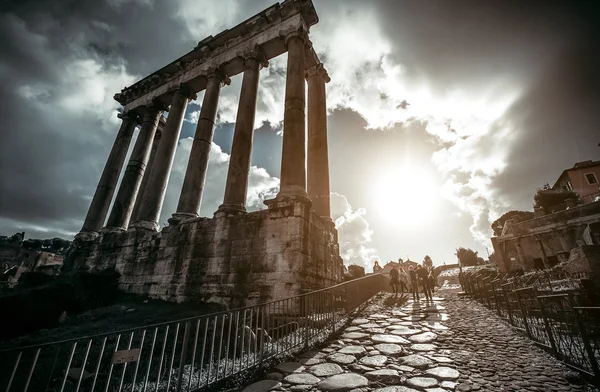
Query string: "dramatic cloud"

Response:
xmin=331 ymin=192 xmax=377 ymax=269
xmin=1 ymin=0 xmax=598 ymax=265
xmin=160 ymin=140 xmax=280 ymax=224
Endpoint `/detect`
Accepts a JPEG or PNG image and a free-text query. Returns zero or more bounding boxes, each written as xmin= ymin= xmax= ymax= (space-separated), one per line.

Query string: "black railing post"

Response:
xmin=492 ymin=280 xmax=501 ymax=316
xmin=330 ymin=292 xmax=336 ymax=335
xmin=571 ymin=303 xmax=600 ymax=380
xmin=304 ymin=297 xmax=310 ymax=350
xmin=537 ymin=297 xmax=558 ymax=356
xmin=176 ymin=321 xmax=191 ymax=392
xmin=503 ymin=285 xmax=514 ymax=325
xmin=516 ymin=289 xmax=532 ymax=339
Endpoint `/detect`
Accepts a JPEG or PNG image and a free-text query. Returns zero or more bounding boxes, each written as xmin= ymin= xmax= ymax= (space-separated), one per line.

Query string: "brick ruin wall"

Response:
xmin=66 ymin=199 xmax=343 ymax=309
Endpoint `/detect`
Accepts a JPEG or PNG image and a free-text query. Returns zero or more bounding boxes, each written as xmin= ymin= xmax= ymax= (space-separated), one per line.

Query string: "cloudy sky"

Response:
xmin=1 ymin=0 xmax=598 ymax=268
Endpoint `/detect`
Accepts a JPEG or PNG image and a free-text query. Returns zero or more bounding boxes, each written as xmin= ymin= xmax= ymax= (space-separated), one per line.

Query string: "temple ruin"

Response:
xmin=65 ymin=0 xmax=344 ymax=308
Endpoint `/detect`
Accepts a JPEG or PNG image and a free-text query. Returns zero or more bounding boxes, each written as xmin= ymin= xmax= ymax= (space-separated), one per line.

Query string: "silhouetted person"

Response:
xmin=417 ymin=265 xmax=433 ymax=302
xmin=409 ymin=266 xmax=419 ymax=301
xmin=390 ymin=267 xmax=400 ymax=296
xmin=428 ymin=269 xmax=436 ymax=295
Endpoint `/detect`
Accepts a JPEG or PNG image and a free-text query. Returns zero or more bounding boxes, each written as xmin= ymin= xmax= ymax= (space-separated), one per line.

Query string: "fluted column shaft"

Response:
xmin=81 ymin=112 xmax=137 ymax=232
xmin=219 ymin=52 xmax=266 ymax=213
xmin=174 ymin=71 xmax=229 ymax=220
xmin=131 ymin=126 xmax=162 ymax=223
xmin=106 ymin=106 xmax=162 ymax=230
xmin=133 ymin=89 xmax=193 ymax=230
xmin=307 ymin=63 xmax=331 ymax=219
xmin=278 ymin=30 xmax=308 ymax=198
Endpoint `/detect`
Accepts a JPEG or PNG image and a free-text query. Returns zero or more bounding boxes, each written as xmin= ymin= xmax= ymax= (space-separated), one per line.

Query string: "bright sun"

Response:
xmin=373 ymin=167 xmax=439 ymax=227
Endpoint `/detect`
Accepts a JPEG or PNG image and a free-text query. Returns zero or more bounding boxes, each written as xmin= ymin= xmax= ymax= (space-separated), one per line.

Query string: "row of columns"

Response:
xmin=79 ymin=29 xmax=331 ymax=235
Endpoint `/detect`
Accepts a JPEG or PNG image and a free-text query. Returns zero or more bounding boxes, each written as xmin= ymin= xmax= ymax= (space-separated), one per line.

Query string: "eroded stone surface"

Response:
xmin=309 ymin=363 xmax=344 ymax=377
xmin=389 ymin=328 xmax=421 ymax=336
xmin=283 ymin=373 xmax=320 ymax=385
xmin=373 ymin=343 xmax=404 ymax=356
xmin=359 ymin=354 xmax=388 ymax=367
xmin=373 ymin=387 xmax=419 ymax=392
xmin=299 ymin=357 xmax=323 ymax=366
xmin=327 ymin=353 xmax=356 ymax=365
xmin=337 ymin=345 xmax=366 ymax=356
xmin=317 ymin=373 xmax=368 ymax=391
xmin=409 ymin=332 xmax=437 ymax=343
xmin=371 ymin=334 xmax=410 ymax=344
xmin=428 ymin=356 xmax=453 ymax=364
xmin=365 ymin=369 xmax=403 ymax=383
xmin=425 ymin=366 xmax=459 ymax=380
xmin=341 ymin=332 xmax=369 ymax=340
xmin=410 ymin=343 xmax=437 ymax=352
xmin=400 ymin=354 xmax=434 ymax=369
xmin=405 ymin=376 xmax=439 ymax=389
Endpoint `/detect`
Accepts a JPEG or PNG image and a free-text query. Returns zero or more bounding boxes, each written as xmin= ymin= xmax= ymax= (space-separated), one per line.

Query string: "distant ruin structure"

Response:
xmin=492 ymin=201 xmax=600 ymax=273
xmin=66 ymin=0 xmax=344 ymax=307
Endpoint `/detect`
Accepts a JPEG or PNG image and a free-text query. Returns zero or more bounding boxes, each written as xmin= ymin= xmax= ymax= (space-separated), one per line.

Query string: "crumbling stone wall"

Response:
xmin=68 ymin=199 xmax=343 ymax=309
xmin=492 ymin=202 xmax=600 ymax=272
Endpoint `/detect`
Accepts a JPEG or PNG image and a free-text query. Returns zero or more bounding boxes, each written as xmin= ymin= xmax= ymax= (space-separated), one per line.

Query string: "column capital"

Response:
xmin=207 ymin=68 xmax=231 ymax=86
xmin=174 ymin=84 xmax=198 ymax=100
xmin=283 ymin=27 xmax=309 ymax=48
xmin=306 ymin=63 xmax=330 ymax=83
xmin=240 ymin=48 xmax=269 ymax=69
xmin=146 ymin=100 xmax=168 ymax=114
xmin=118 ymin=111 xmax=140 ymax=123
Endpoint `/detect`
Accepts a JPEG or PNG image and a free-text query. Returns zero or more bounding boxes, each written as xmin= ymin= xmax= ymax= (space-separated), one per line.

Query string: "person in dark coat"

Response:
xmin=390 ymin=267 xmax=400 ymax=296
xmin=409 ymin=266 xmax=419 ymax=301
xmin=416 ymin=264 xmax=433 ymax=302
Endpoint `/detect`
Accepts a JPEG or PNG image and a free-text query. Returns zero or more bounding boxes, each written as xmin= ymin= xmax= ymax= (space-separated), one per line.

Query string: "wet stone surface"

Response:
xmin=237 ymin=291 xmax=597 ymax=392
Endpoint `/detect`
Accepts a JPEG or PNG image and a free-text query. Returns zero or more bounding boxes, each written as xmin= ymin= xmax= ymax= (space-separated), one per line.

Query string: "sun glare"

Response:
xmin=373 ymin=167 xmax=439 ymax=227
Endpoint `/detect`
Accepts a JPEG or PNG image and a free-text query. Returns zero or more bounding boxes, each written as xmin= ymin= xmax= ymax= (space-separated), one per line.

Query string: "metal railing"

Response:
xmin=462 ymin=273 xmax=600 ymax=384
xmin=0 ymin=273 xmax=389 ymax=392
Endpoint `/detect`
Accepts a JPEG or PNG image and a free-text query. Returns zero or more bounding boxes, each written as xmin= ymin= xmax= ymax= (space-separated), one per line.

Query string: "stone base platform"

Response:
xmin=65 ymin=199 xmax=343 ymax=308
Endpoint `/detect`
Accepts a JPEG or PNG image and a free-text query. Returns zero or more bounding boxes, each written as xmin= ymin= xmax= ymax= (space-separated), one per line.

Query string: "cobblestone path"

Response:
xmin=441 ymin=290 xmax=597 ymax=392
xmin=240 ymin=291 xmax=598 ymax=392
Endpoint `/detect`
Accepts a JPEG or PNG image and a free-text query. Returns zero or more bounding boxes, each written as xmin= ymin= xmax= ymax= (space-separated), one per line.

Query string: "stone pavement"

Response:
xmin=240 ymin=291 xmax=599 ymax=392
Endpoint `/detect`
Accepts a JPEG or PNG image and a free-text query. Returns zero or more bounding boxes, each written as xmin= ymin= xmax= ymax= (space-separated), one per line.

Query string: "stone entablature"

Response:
xmin=115 ymin=0 xmax=320 ymax=113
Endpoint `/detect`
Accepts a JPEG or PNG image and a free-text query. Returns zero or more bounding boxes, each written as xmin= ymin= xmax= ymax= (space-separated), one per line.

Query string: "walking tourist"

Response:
xmin=389 ymin=266 xmax=400 ymax=296
xmin=416 ymin=264 xmax=433 ymax=302
xmin=427 ymin=269 xmax=436 ymax=295
xmin=409 ymin=266 xmax=419 ymax=301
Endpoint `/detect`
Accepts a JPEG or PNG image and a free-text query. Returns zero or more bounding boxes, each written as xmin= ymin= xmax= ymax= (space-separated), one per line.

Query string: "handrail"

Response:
xmin=0 ymin=273 xmax=390 ymax=392
xmin=0 ymin=273 xmax=385 ymax=353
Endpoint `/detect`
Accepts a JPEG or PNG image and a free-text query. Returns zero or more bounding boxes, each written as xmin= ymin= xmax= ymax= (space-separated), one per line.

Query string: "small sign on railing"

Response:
xmin=112 ymin=348 xmax=141 ymax=364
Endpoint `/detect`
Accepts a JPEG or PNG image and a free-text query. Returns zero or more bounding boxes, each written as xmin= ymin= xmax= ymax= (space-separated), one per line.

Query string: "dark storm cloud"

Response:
xmin=367 ymin=0 xmax=600 ymax=220
xmin=1 ymin=0 xmax=599 ymax=265
xmin=494 ymin=34 xmax=600 ymax=204
xmin=0 ymin=0 xmax=251 ymax=236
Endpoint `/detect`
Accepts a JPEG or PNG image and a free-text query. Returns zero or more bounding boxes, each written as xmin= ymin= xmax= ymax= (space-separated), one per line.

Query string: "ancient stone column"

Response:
xmin=277 ymin=29 xmax=309 ymax=200
xmin=131 ymin=119 xmax=164 ymax=223
xmin=536 ymin=237 xmax=551 ymax=269
xmin=172 ymin=70 xmax=230 ymax=221
xmin=80 ymin=112 xmax=138 ymax=233
xmin=132 ymin=88 xmax=195 ymax=230
xmin=105 ymin=105 xmax=162 ymax=230
xmin=515 ymin=239 xmax=529 ymax=272
xmin=306 ymin=63 xmax=331 ymax=219
xmin=218 ymin=51 xmax=267 ymax=214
